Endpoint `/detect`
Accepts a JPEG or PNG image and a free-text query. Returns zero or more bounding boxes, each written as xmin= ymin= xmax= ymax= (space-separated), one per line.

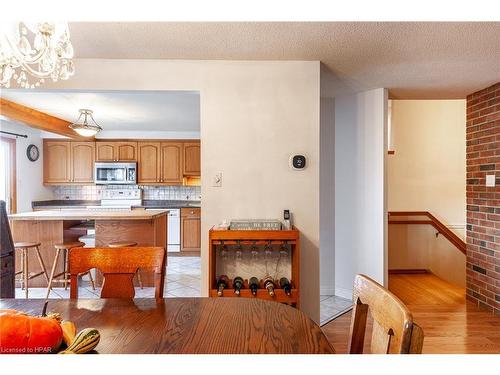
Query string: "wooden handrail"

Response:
xmin=388 ymin=211 xmax=466 ymax=255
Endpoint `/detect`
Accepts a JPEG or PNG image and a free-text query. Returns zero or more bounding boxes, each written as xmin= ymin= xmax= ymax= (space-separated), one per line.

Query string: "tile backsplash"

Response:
xmin=52 ymin=185 xmax=201 ymax=201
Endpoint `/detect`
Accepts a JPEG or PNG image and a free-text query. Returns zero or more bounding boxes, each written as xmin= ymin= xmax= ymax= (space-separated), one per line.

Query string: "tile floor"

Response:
xmin=15 ymin=256 xmax=201 ymax=299
xmin=320 ymin=295 xmax=352 ymax=326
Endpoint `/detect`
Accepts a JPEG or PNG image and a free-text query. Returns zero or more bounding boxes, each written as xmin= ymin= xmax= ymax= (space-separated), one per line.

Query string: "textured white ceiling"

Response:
xmin=66 ymin=22 xmax=500 ymax=98
xmin=1 ymin=90 xmax=200 ymax=133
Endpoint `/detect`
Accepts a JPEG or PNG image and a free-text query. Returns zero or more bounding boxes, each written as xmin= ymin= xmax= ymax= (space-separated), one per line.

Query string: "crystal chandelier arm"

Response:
xmin=4 ymin=33 xmax=49 ymax=66
xmin=1 ymin=22 xmax=74 ymax=88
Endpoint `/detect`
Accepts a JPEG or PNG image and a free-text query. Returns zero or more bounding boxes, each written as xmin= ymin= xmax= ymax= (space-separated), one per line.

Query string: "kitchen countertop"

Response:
xmin=32 ymin=200 xmax=200 ymax=209
xmin=135 ymin=200 xmax=201 ymax=209
xmin=9 ymin=209 xmax=169 ymax=221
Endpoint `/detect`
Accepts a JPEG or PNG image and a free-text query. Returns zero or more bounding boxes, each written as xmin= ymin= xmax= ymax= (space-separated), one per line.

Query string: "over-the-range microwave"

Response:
xmin=94 ymin=162 xmax=137 ymax=185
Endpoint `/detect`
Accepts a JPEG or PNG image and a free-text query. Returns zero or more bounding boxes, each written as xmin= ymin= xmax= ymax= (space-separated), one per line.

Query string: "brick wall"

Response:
xmin=466 ymin=82 xmax=500 ymax=315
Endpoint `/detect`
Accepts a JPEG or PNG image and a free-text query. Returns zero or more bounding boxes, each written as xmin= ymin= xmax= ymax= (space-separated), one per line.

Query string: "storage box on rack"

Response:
xmin=229 ymin=219 xmax=282 ymax=231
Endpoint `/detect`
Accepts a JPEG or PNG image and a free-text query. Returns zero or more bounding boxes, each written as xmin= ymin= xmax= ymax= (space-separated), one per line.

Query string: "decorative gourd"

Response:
xmin=60 ymin=320 xmax=77 ymax=346
xmin=59 ymin=328 xmax=100 ymax=354
xmin=0 ymin=309 xmax=63 ymax=354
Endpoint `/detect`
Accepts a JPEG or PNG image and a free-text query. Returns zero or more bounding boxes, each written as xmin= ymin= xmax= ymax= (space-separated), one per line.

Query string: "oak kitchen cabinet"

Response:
xmin=138 ymin=141 xmax=185 ymax=185
xmin=160 ymin=142 xmax=183 ymax=184
xmin=44 ymin=140 xmax=95 ymax=184
xmin=71 ymin=142 xmax=96 ymax=183
xmin=96 ymin=141 xmax=137 ymax=161
xmin=43 ymin=141 xmax=71 ymax=184
xmin=137 ymin=142 xmax=161 ymax=183
xmin=183 ymin=142 xmax=201 ymax=176
xmin=181 ymin=207 xmax=201 ymax=252
xmin=43 ymin=139 xmax=199 ymax=185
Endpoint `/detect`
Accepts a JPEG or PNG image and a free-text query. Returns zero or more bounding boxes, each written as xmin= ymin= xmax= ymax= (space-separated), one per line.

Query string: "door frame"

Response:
xmin=0 ymin=136 xmax=17 ymax=214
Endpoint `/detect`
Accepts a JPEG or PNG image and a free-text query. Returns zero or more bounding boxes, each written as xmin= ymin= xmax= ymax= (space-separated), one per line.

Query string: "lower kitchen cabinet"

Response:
xmin=180 ymin=207 xmax=201 ymax=252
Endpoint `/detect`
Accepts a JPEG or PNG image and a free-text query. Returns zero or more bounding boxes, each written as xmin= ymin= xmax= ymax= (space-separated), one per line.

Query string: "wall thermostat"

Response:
xmin=289 ymin=154 xmax=306 ymax=170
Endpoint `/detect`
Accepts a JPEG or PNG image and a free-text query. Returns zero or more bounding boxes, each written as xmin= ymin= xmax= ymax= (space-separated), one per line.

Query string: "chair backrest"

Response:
xmin=69 ymin=247 xmax=165 ymax=299
xmin=348 ymin=274 xmax=424 ymax=354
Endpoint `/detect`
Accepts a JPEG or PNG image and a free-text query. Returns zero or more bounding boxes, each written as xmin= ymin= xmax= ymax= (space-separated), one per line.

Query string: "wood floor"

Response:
xmin=321 ymin=273 xmax=500 ymax=354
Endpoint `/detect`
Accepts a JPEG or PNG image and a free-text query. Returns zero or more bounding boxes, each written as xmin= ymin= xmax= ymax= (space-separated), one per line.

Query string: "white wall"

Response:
xmin=41 ymin=59 xmax=322 ymax=322
xmin=389 ymin=225 xmax=466 ymax=287
xmin=334 ymin=88 xmax=388 ymax=299
xmin=320 ymin=97 xmax=335 ymax=295
xmin=0 ymin=120 xmax=53 ymax=212
xmin=388 ymin=100 xmax=466 ymax=226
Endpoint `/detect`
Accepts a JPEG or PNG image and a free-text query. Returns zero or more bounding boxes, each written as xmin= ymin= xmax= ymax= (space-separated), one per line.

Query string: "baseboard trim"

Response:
xmin=388 ymin=269 xmax=430 ymax=274
xmin=335 ymin=287 xmax=353 ymax=300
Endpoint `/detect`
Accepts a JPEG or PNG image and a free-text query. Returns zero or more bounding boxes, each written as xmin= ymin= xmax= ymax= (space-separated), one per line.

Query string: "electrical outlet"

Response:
xmin=486 ymin=174 xmax=496 ymax=187
xmin=213 ymin=172 xmax=222 ymax=187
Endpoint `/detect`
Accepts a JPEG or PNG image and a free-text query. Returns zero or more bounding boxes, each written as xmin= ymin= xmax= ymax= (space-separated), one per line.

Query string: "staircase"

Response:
xmin=388 ymin=211 xmax=466 ymax=288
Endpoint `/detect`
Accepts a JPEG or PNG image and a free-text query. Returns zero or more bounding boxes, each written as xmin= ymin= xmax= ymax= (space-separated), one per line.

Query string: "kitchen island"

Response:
xmin=8 ymin=209 xmax=168 ymax=288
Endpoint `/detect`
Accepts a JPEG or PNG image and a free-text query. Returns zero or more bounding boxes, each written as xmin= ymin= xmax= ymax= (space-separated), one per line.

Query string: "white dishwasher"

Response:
xmin=167 ymin=209 xmax=181 ymax=252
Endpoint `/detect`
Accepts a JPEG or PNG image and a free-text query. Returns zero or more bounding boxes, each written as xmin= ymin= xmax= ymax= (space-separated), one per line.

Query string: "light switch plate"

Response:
xmin=213 ymin=172 xmax=222 ymax=187
xmin=486 ymin=174 xmax=496 ymax=187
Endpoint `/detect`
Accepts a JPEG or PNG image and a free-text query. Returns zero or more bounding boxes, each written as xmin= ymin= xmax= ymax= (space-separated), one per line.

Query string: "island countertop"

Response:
xmin=8 ymin=209 xmax=169 ymax=221
xmin=9 ymin=208 xmax=168 ymax=288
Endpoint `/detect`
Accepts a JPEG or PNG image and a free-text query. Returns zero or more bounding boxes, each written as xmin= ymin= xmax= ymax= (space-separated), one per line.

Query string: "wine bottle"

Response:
xmin=249 ymin=277 xmax=260 ymax=296
xmin=233 ymin=276 xmax=244 ymax=296
xmin=216 ymin=275 xmax=229 ymax=296
xmin=279 ymin=277 xmax=292 ymax=296
xmin=263 ymin=276 xmax=275 ymax=297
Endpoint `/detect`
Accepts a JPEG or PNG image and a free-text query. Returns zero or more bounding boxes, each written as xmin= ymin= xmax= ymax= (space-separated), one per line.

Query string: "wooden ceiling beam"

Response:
xmin=0 ymin=98 xmax=92 ymax=139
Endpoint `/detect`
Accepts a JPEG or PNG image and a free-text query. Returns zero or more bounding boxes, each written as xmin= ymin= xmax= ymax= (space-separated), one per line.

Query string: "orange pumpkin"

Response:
xmin=0 ymin=309 xmax=63 ymax=354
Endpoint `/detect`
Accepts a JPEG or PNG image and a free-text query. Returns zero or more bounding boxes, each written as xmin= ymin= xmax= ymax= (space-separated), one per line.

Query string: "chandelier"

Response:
xmin=0 ymin=22 xmax=75 ymax=88
xmin=69 ymin=109 xmax=102 ymax=137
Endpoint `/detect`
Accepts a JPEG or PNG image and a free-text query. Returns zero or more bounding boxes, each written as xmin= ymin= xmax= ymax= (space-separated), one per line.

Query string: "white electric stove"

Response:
xmin=86 ymin=188 xmax=142 ymax=210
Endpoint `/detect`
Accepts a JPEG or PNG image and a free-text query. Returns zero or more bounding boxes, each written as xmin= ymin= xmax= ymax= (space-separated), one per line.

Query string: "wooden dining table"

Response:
xmin=0 ymin=298 xmax=335 ymax=354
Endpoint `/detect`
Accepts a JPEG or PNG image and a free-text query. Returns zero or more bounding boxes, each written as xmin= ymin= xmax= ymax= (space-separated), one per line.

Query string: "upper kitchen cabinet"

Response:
xmin=71 ymin=142 xmax=95 ymax=183
xmin=183 ymin=142 xmax=201 ymax=176
xmin=160 ymin=142 xmax=183 ymax=184
xmin=43 ymin=141 xmax=71 ymax=184
xmin=137 ymin=142 xmax=161 ymax=183
xmin=96 ymin=141 xmax=137 ymax=161
xmin=138 ymin=141 xmax=198 ymax=185
xmin=43 ymin=140 xmax=95 ymax=184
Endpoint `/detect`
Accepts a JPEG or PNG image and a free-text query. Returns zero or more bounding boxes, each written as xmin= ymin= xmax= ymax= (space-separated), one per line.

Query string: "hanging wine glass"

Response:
xmin=279 ymin=242 xmax=289 ymax=258
xmin=251 ymin=242 xmax=259 ymax=260
xmin=220 ymin=242 xmax=228 ymax=260
xmin=235 ymin=241 xmax=243 ymax=259
xmin=264 ymin=241 xmax=273 ymax=260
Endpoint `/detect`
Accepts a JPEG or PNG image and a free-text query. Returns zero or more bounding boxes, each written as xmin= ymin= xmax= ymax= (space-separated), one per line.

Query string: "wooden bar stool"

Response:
xmin=109 ymin=241 xmax=143 ymax=288
xmin=46 ymin=241 xmax=95 ymax=298
xmin=14 ymin=242 xmax=49 ymax=298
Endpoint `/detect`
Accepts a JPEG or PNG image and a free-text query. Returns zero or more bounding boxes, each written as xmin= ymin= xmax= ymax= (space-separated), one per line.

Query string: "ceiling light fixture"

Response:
xmin=0 ymin=22 xmax=74 ymax=88
xmin=69 ymin=109 xmax=102 ymax=137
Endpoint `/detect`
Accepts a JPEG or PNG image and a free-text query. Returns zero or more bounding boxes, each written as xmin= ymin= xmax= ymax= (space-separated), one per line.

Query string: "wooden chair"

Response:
xmin=348 ymin=274 xmax=424 ymax=354
xmin=68 ymin=246 xmax=166 ymax=299
xmin=14 ymin=242 xmax=49 ymax=298
xmin=108 ymin=241 xmax=143 ymax=289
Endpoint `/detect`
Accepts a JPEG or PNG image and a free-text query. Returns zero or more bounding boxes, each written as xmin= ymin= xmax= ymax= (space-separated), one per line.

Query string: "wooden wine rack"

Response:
xmin=208 ymin=227 xmax=300 ymax=308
